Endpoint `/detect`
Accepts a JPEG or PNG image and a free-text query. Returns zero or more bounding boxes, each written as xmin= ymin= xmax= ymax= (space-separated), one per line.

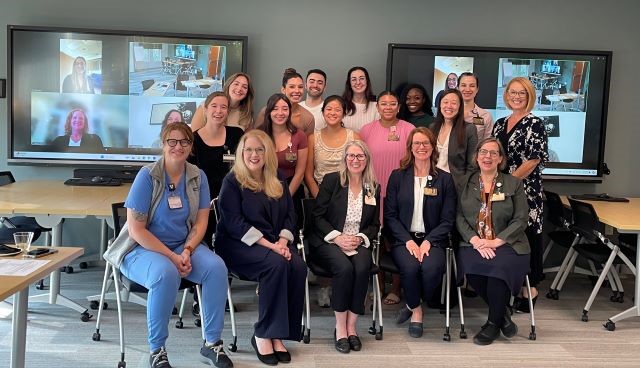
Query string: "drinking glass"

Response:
xmin=13 ymin=231 xmax=34 ymax=253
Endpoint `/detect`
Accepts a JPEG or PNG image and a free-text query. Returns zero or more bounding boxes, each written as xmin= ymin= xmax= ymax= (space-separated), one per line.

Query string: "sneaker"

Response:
xmin=201 ymin=340 xmax=234 ymax=368
xmin=149 ymin=347 xmax=172 ymax=368
xmin=317 ymin=286 xmax=331 ymax=308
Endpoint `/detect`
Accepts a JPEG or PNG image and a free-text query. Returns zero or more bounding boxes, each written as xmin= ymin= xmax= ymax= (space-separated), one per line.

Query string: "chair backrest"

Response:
xmin=196 ymin=70 xmax=204 ymax=80
xmin=568 ymin=198 xmax=601 ymax=242
xmin=176 ymin=74 xmax=189 ymax=90
xmin=141 ymin=79 xmax=155 ymax=91
xmin=544 ymin=190 xmax=569 ymax=228
xmin=541 ymin=88 xmax=553 ymax=104
xmin=301 ymin=198 xmax=316 ymax=237
xmin=0 ymin=171 xmax=16 ymax=186
xmin=111 ymin=202 xmax=127 ymax=235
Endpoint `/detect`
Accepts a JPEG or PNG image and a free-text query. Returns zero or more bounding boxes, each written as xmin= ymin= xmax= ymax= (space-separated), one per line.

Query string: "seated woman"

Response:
xmin=215 ymin=130 xmax=306 ymax=366
xmin=151 ymin=109 xmax=184 ymax=148
xmin=383 ymin=127 xmax=457 ymax=338
xmin=309 ymin=140 xmax=380 ymax=354
xmin=61 ymin=56 xmax=95 ymax=94
xmin=457 ymin=137 xmax=530 ymax=345
xmin=50 ymin=108 xmax=104 ymax=152
xmin=115 ymin=122 xmax=231 ymax=368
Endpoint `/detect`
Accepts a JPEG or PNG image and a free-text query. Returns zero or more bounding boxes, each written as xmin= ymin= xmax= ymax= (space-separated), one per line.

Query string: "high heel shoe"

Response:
xmin=251 ymin=335 xmax=278 ymax=366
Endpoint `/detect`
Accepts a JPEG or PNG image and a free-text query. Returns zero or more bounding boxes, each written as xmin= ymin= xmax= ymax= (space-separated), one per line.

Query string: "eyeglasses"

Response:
xmin=346 ymin=153 xmax=367 ymax=161
xmin=412 ymin=141 xmax=431 ymax=147
xmin=478 ymin=149 xmax=500 ymax=158
xmin=243 ymin=147 xmax=265 ymax=155
xmin=378 ymin=102 xmax=398 ymax=108
xmin=165 ymin=139 xmax=192 ymax=147
xmin=508 ymin=90 xmax=528 ymax=98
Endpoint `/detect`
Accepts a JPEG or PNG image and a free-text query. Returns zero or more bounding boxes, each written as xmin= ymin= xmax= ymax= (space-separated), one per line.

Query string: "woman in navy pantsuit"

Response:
xmin=215 ymin=130 xmax=306 ymax=366
xmin=384 ymin=127 xmax=457 ymax=338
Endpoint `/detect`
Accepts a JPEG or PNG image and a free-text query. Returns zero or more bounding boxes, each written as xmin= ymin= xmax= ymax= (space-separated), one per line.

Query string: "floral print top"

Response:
xmin=493 ymin=113 xmax=548 ymax=234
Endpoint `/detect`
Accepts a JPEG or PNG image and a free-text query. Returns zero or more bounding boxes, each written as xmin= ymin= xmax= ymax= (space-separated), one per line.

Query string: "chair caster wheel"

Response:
xmin=529 ymin=332 xmax=537 ymax=340
xmin=443 ymin=333 xmax=451 ymax=342
xmin=175 ymin=320 xmax=183 ymax=329
xmin=460 ymin=330 xmax=467 ymax=339
xmin=172 ymin=307 xmax=178 ymax=315
xmin=303 ymin=330 xmax=310 ymax=344
xmin=194 ymin=318 xmax=201 ymax=327
xmin=117 ymin=361 xmax=126 ymax=368
xmin=61 ymin=266 xmax=74 ymax=274
xmin=80 ymin=311 xmax=92 ymax=322
xmin=35 ymin=280 xmax=45 ymax=290
xmin=375 ymin=332 xmax=383 ymax=340
xmin=79 ymin=262 xmax=88 ymax=269
xmin=604 ymin=320 xmax=616 ymax=331
xmin=368 ymin=326 xmax=376 ymax=335
xmin=546 ymin=289 xmax=559 ymax=300
xmin=581 ymin=313 xmax=589 ymax=322
xmin=192 ymin=302 xmax=200 ymax=316
xmin=228 ymin=343 xmax=237 ymax=352
xmin=90 ymin=300 xmax=99 ymax=310
xmin=92 ymin=332 xmax=101 ymax=341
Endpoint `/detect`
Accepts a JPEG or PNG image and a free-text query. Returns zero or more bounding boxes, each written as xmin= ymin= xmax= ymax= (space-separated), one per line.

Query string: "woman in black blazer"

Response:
xmin=309 ymin=140 xmax=380 ymax=354
xmin=457 ymin=137 xmax=530 ymax=345
xmin=384 ymin=127 xmax=457 ymax=338
xmin=215 ymin=130 xmax=306 ymax=366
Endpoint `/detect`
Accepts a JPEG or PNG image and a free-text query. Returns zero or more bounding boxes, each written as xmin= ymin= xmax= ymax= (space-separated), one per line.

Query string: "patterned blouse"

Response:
xmin=493 ymin=113 xmax=548 ymax=234
xmin=341 ymin=188 xmax=364 ymax=256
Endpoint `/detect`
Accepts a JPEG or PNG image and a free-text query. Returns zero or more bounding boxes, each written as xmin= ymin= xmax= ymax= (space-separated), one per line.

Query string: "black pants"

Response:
xmin=526 ymin=226 xmax=544 ymax=287
xmin=391 ymin=242 xmax=445 ymax=310
xmin=311 ymin=243 xmax=372 ymax=315
xmin=467 ymin=274 xmax=510 ymax=326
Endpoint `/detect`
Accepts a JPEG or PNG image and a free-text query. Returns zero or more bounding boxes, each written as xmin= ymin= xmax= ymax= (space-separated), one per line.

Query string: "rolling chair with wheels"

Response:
xmin=542 ymin=190 xmax=582 ymax=275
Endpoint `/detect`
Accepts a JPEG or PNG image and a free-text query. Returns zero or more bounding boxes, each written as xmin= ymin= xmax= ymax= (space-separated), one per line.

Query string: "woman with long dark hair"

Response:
xmin=341 ymin=66 xmax=380 ymax=132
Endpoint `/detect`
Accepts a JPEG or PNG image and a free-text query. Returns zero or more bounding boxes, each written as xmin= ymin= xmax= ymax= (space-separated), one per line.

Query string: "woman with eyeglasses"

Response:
xmin=383 ymin=127 xmax=457 ymax=338
xmin=341 ymin=66 xmax=380 ymax=132
xmin=114 ymin=122 xmax=232 ymax=368
xmin=188 ymin=92 xmax=243 ymax=247
xmin=457 ymin=137 xmax=530 ymax=345
xmin=61 ymin=56 xmax=95 ymax=94
xmin=458 ymin=72 xmax=494 ymax=140
xmin=309 ymin=140 xmax=380 ymax=353
xmin=360 ymin=90 xmax=415 ymax=306
xmin=492 ymin=77 xmax=548 ymax=312
xmin=215 ymin=130 xmax=306 ymax=366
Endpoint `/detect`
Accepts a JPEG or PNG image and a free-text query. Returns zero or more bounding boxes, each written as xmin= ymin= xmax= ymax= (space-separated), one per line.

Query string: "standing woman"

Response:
xmin=261 ymin=93 xmax=308 ymax=229
xmin=215 ymin=130 xmax=306 ymax=366
xmin=109 ymin=122 xmax=232 ymax=368
xmin=434 ymin=72 xmax=458 ymax=110
xmin=492 ymin=77 xmax=548 ymax=311
xmin=458 ymin=72 xmax=494 ymax=140
xmin=429 ymin=89 xmax=478 ymax=190
xmin=384 ymin=127 xmax=457 ymax=338
xmin=398 ymin=84 xmax=435 ymax=128
xmin=189 ymin=91 xmax=243 ymax=248
xmin=255 ymin=68 xmax=315 ymax=135
xmin=360 ymin=90 xmax=415 ymax=305
xmin=305 ymin=95 xmax=360 ymax=198
xmin=191 ymin=72 xmax=255 ymax=131
xmin=341 ymin=66 xmax=380 ymax=132
xmin=309 ymin=141 xmax=380 ymax=354
xmin=457 ymin=138 xmax=530 ymax=345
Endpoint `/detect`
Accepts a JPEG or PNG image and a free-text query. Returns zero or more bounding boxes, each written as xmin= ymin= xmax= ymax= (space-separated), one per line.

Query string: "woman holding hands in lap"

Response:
xmin=456 ymin=137 xmax=530 ymax=345
xmin=215 ymin=130 xmax=306 ymax=366
xmin=384 ymin=127 xmax=457 ymax=338
xmin=309 ymin=140 xmax=380 ymax=354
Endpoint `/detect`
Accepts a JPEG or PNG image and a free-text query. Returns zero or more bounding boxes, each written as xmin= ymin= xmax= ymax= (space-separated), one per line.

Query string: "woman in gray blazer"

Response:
xmin=457 ymin=137 xmax=530 ymax=346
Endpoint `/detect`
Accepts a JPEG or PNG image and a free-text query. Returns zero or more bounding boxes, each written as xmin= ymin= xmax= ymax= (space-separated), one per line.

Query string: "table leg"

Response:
xmin=608 ymin=233 xmax=640 ymax=324
xmin=11 ymin=287 xmax=28 ymax=368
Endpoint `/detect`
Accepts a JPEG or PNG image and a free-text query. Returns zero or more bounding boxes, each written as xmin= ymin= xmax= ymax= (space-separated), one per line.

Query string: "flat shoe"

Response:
xmin=334 ymin=329 xmax=350 ymax=354
xmin=274 ymin=350 xmax=291 ymax=363
xmin=396 ymin=305 xmax=413 ymax=325
xmin=251 ymin=335 xmax=278 ymax=366
xmin=408 ymin=322 xmax=423 ymax=338
xmin=473 ymin=321 xmax=500 ymax=345
xmin=501 ymin=313 xmax=518 ymax=338
xmin=348 ymin=335 xmax=362 ymax=351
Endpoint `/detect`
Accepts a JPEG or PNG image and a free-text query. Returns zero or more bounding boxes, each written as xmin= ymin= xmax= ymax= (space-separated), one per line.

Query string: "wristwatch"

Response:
xmin=184 ymin=244 xmax=195 ymax=255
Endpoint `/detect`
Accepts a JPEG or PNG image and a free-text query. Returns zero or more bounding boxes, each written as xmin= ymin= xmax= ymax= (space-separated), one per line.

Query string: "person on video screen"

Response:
xmin=50 ymin=109 xmax=104 ymax=152
xmin=434 ymin=73 xmax=458 ymax=110
xmin=62 ymin=56 xmax=95 ymax=94
xmin=152 ymin=109 xmax=184 ymax=148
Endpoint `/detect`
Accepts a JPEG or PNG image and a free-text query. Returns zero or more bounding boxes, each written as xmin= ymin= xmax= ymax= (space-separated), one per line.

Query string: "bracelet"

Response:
xmin=184 ymin=244 xmax=195 ymax=256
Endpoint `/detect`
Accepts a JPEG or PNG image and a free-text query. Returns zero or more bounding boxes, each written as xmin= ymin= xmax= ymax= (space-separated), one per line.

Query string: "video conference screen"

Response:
xmin=8 ymin=25 xmax=247 ymax=166
xmin=387 ymin=44 xmax=612 ymax=180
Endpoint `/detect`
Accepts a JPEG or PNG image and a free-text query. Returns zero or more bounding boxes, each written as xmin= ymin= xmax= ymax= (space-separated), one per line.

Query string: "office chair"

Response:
xmin=92 ymin=202 xmax=205 ymax=367
xmin=542 ymin=191 xmax=582 ymax=275
xmin=297 ymin=198 xmax=384 ymax=343
xmin=141 ymin=79 xmax=155 ymax=92
xmin=539 ymin=88 xmax=553 ymax=110
xmin=174 ymin=73 xmax=189 ymax=96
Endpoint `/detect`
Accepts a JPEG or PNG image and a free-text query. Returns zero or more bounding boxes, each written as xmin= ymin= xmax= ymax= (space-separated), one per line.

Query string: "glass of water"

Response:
xmin=13 ymin=232 xmax=34 ymax=253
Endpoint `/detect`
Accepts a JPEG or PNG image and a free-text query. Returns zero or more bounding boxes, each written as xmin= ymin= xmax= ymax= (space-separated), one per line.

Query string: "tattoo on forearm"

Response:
xmin=186 ymin=225 xmax=197 ymax=243
xmin=133 ymin=210 xmax=148 ymax=223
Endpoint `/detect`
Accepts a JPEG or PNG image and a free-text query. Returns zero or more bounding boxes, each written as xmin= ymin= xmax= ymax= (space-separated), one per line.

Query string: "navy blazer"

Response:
xmin=384 ymin=166 xmax=457 ymax=248
xmin=309 ymin=172 xmax=380 ymax=248
xmin=214 ymin=172 xmax=296 ymax=266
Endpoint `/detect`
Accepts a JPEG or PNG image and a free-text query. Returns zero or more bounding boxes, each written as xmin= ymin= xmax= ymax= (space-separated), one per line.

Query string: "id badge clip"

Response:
xmin=387 ymin=125 xmax=399 ymax=141
xmin=364 ymin=183 xmax=376 ymax=205
xmin=491 ymin=182 xmax=505 ymax=201
xmin=423 ymin=175 xmax=438 ymax=196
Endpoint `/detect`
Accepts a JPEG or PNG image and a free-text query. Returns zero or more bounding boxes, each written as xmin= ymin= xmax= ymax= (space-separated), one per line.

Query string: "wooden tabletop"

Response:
xmin=0 ymin=247 xmax=84 ymax=300
xmin=563 ymin=197 xmax=640 ymax=231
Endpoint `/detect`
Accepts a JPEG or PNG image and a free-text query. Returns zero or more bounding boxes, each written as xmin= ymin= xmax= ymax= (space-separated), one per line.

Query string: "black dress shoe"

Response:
xmin=274 ymin=350 xmax=291 ymax=363
xmin=251 ymin=335 xmax=278 ymax=366
xmin=408 ymin=322 xmax=423 ymax=338
xmin=473 ymin=321 xmax=500 ymax=345
xmin=396 ymin=305 xmax=413 ymax=324
xmin=348 ymin=335 xmax=362 ymax=351
xmin=334 ymin=330 xmax=350 ymax=354
xmin=515 ymin=296 xmax=537 ymax=314
xmin=501 ymin=313 xmax=518 ymax=338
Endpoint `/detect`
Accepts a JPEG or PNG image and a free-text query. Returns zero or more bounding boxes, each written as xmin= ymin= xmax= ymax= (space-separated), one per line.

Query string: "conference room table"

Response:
xmin=563 ymin=197 xmax=640 ymax=329
xmin=1 ymin=247 xmax=84 ymax=368
xmin=0 ymin=180 xmax=130 ymax=320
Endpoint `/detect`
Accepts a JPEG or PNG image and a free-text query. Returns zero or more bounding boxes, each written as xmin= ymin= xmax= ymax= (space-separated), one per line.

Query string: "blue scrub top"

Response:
xmin=125 ymin=166 xmax=210 ymax=250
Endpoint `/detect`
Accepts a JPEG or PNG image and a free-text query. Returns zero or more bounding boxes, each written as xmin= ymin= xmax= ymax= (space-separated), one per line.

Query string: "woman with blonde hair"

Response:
xmin=215 ymin=130 xmax=306 ymax=366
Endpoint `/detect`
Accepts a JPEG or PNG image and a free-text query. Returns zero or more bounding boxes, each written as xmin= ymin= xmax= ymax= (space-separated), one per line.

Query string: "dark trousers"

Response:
xmin=391 ymin=244 xmax=445 ymax=309
xmin=526 ymin=226 xmax=544 ymax=287
xmin=467 ymin=274 xmax=510 ymax=326
xmin=229 ymin=248 xmax=307 ymax=340
xmin=311 ymin=243 xmax=372 ymax=315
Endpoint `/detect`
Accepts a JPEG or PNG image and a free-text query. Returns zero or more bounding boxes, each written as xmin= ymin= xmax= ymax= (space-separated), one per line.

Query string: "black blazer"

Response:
xmin=430 ymin=122 xmax=478 ymax=190
xmin=384 ymin=166 xmax=457 ymax=248
xmin=309 ymin=172 xmax=380 ymax=249
xmin=50 ymin=133 xmax=105 ymax=152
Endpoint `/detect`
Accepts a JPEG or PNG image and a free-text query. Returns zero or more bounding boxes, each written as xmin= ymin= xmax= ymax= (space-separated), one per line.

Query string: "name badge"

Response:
xmin=472 ymin=116 xmax=484 ymax=126
xmin=424 ymin=187 xmax=438 ymax=196
xmin=365 ymin=195 xmax=376 ymax=206
xmin=168 ymin=195 xmax=183 ymax=209
xmin=285 ymin=151 xmax=297 ymax=162
xmin=491 ymin=193 xmax=505 ymax=201
xmin=387 ymin=125 xmax=399 ymax=141
xmin=223 ymin=153 xmax=235 ymax=163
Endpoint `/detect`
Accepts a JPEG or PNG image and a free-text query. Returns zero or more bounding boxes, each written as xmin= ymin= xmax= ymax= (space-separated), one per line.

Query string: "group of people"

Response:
xmin=104 ymin=66 xmax=548 ymax=367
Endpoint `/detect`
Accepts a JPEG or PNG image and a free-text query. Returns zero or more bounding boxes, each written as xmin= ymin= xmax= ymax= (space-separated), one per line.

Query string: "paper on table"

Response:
xmin=0 ymin=259 xmax=51 ymax=276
